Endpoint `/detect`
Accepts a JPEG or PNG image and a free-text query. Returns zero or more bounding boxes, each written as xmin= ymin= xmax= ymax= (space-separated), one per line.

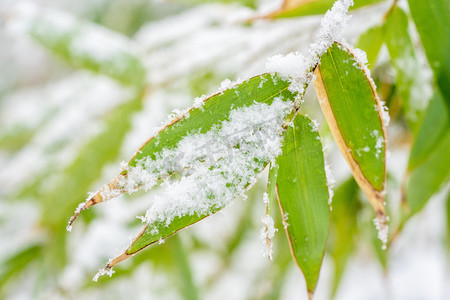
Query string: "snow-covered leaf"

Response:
xmin=313 ymin=42 xmax=387 ymax=245
xmin=275 ymin=114 xmax=330 ymax=296
xmin=70 ymin=74 xmax=297 ymax=272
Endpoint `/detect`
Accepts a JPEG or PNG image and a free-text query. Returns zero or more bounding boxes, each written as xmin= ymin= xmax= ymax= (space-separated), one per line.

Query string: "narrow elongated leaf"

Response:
xmin=314 ymin=43 xmax=387 ymax=227
xmin=403 ymin=90 xmax=450 ymax=216
xmin=275 ymin=114 xmax=330 ymax=295
xmin=170 ymin=236 xmax=199 ymax=300
xmin=384 ymin=6 xmax=424 ymax=126
xmin=328 ymin=177 xmax=360 ymax=298
xmin=406 ymin=132 xmax=450 ymax=215
xmin=0 ymin=245 xmax=42 ymax=295
xmin=407 ymin=0 xmax=450 ymax=114
xmin=264 ymin=0 xmax=382 ymax=19
xmin=446 ymin=193 xmax=450 ymax=252
xmin=408 ymin=91 xmax=449 ymax=171
xmin=355 ymin=25 xmax=383 ymax=70
xmin=28 ymin=8 xmax=146 ymax=87
xmin=74 ymin=74 xmax=297 ymax=272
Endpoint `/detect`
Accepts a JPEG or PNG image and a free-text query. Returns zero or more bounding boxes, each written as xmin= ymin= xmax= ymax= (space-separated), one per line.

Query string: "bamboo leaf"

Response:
xmin=384 ymin=6 xmax=424 ymax=127
xmin=328 ymin=177 xmax=360 ymax=298
xmin=407 ymin=0 xmax=450 ymax=114
xmin=355 ymin=25 xmax=383 ymax=70
xmin=73 ymin=74 xmax=297 ymax=272
xmin=262 ymin=0 xmax=382 ymax=19
xmin=70 ymin=74 xmax=295 ymax=223
xmin=0 ymin=245 xmax=42 ymax=295
xmin=313 ymin=43 xmax=387 ymax=233
xmin=408 ymin=91 xmax=449 ymax=171
xmin=404 ymin=90 xmax=450 ymax=216
xmin=28 ymin=9 xmax=146 ymax=87
xmin=406 ymin=131 xmax=450 ymax=215
xmin=446 ymin=193 xmax=450 ymax=252
xmin=170 ymin=236 xmax=199 ymax=300
xmin=275 ymin=114 xmax=330 ymax=296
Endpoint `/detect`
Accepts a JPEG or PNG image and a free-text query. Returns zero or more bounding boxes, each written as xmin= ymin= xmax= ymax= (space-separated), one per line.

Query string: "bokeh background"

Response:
xmin=0 ymin=0 xmax=449 ymax=299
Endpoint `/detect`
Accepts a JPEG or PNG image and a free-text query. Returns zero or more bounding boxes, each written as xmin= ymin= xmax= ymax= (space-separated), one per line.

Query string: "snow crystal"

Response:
xmin=93 ymin=267 xmax=115 ymax=282
xmin=265 ymin=0 xmax=354 ymax=98
xmin=325 ymin=164 xmax=335 ymax=205
xmin=66 ymin=202 xmax=87 ymax=232
xmin=379 ymin=101 xmax=390 ymax=126
xmin=309 ymin=0 xmax=354 ymax=59
xmin=218 ymin=78 xmax=237 ymax=92
xmin=263 ymin=192 xmax=269 ymax=205
xmin=282 ymin=212 xmax=289 ymax=229
xmin=193 ymin=95 xmax=207 ymax=109
xmin=355 ymin=146 xmax=370 ymax=157
xmin=309 ymin=119 xmax=320 ymax=132
xmin=373 ymin=216 xmax=388 ymax=250
xmin=370 ymin=130 xmax=384 ymax=158
xmin=260 ymin=215 xmax=277 ymax=261
xmin=265 ymin=52 xmax=309 ymax=94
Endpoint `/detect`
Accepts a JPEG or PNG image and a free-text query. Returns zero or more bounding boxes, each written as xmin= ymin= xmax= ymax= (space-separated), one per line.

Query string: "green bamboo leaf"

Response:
xmin=170 ymin=236 xmax=199 ymax=300
xmin=406 ymin=131 xmax=450 ymax=215
xmin=28 ymin=10 xmax=146 ymax=87
xmin=263 ymin=0 xmax=382 ymax=19
xmin=355 ymin=25 xmax=383 ymax=70
xmin=328 ymin=177 xmax=360 ymax=298
xmin=313 ymin=43 xmax=387 ymax=233
xmin=407 ymin=0 xmax=450 ymax=114
xmin=72 ymin=74 xmax=297 ymax=272
xmin=403 ymin=90 xmax=450 ymax=216
xmin=408 ymin=91 xmax=449 ymax=171
xmin=384 ymin=6 xmax=424 ymax=127
xmin=0 ymin=245 xmax=42 ymax=295
xmin=446 ymin=193 xmax=450 ymax=252
xmin=275 ymin=114 xmax=330 ymax=296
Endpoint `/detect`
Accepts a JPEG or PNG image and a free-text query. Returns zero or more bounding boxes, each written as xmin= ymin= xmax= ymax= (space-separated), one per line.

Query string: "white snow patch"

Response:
xmin=260 ymin=215 xmax=277 ymax=260
xmin=373 ymin=216 xmax=388 ymax=250
xmin=93 ymin=267 xmax=115 ymax=282
xmin=324 ymin=164 xmax=336 ymax=205
xmin=265 ymin=0 xmax=354 ymax=99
